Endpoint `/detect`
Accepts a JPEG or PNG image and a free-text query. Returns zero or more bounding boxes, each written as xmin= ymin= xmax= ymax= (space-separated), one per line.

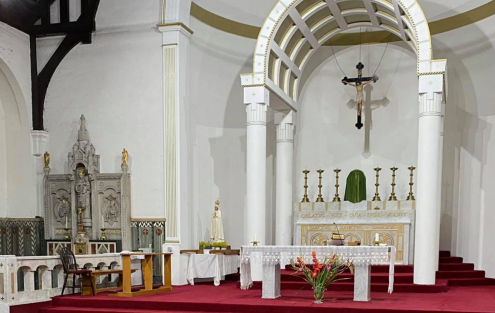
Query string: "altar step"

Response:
xmin=242 ymin=280 xmax=449 ymax=293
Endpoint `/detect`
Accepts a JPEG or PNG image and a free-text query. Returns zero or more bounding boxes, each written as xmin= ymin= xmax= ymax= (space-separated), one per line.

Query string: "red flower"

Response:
xmin=312 ymin=272 xmax=317 ymax=278
xmin=312 ymin=251 xmax=316 ymax=257
xmin=331 ymin=254 xmax=336 ymax=261
xmin=297 ymin=257 xmax=302 ymax=263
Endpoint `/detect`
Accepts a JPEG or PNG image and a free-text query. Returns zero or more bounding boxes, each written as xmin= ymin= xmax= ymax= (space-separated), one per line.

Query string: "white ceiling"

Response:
xmin=193 ymin=0 xmax=492 ymax=27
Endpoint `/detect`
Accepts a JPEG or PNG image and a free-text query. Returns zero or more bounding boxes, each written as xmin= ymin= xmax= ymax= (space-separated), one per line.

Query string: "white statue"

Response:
xmin=210 ymin=200 xmax=225 ymax=243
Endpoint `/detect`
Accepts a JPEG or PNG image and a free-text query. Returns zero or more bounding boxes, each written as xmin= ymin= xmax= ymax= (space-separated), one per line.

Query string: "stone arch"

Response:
xmin=243 ymin=0 xmax=446 ymax=109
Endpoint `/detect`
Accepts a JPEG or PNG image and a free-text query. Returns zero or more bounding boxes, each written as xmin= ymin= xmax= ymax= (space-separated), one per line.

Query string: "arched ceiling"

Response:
xmin=238 ymin=0 xmax=447 ymax=110
xmin=194 ymin=0 xmax=493 ymax=28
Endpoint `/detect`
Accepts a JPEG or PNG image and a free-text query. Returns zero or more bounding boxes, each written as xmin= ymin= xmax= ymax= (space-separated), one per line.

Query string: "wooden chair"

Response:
xmin=60 ymin=247 xmax=95 ymax=296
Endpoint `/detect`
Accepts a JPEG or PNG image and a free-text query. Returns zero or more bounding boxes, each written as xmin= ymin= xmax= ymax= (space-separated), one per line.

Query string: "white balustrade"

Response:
xmin=0 ymin=253 xmax=123 ymax=309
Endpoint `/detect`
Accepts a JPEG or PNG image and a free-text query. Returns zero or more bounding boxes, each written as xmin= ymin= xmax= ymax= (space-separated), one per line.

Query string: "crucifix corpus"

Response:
xmin=342 ymin=62 xmax=379 ymax=130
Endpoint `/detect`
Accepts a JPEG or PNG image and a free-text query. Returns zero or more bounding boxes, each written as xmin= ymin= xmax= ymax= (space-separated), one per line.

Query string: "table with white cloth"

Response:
xmin=186 ymin=253 xmax=240 ymax=286
xmin=240 ymin=246 xmax=395 ymax=301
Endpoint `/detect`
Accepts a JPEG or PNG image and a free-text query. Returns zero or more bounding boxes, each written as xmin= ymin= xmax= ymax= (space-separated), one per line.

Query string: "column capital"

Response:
xmin=245 ymin=86 xmax=270 ymax=126
xmin=419 ymin=74 xmax=444 ymax=117
xmin=275 ymin=111 xmax=295 ymax=143
xmin=30 ymin=130 xmax=49 ymax=157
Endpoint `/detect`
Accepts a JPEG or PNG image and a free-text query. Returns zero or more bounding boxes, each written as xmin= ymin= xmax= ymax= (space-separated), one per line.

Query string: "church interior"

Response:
xmin=0 ymin=0 xmax=495 ymax=312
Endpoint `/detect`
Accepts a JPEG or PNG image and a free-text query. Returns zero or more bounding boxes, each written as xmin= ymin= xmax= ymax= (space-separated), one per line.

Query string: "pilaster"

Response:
xmin=275 ymin=111 xmax=295 ymax=246
xmin=159 ymin=16 xmax=193 ymax=286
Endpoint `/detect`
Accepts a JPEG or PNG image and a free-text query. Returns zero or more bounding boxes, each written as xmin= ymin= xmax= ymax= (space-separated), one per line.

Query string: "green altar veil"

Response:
xmin=344 ymin=170 xmax=367 ymax=203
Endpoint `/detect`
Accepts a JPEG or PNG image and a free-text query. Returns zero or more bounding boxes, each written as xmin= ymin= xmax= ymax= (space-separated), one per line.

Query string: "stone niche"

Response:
xmin=43 ymin=115 xmax=131 ymax=251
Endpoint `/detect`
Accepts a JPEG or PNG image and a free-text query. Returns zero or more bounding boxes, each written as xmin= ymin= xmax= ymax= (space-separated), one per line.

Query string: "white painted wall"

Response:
xmin=296 ymin=44 xmax=419 ymax=203
xmin=188 ymin=16 xmax=276 ymax=249
xmin=42 ymin=0 xmax=165 ymax=219
xmin=0 ymin=22 xmax=36 ymax=218
xmin=432 ymin=15 xmax=495 ymax=278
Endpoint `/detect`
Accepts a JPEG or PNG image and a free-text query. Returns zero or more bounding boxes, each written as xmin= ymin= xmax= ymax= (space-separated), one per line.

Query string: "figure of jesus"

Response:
xmin=342 ymin=62 xmax=379 ymax=129
xmin=210 ymin=200 xmax=225 ymax=243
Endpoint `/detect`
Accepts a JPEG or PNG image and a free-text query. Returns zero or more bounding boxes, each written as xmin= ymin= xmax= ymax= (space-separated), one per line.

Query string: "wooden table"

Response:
xmin=109 ymin=252 xmax=172 ymax=297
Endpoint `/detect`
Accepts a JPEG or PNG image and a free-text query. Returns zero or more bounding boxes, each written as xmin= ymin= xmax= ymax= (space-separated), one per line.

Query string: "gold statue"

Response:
xmin=122 ymin=148 xmax=128 ymax=167
xmin=44 ymin=152 xmax=50 ymax=169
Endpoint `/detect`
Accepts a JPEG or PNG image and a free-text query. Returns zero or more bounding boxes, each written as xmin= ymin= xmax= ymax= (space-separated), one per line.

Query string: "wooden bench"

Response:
xmin=82 ymin=269 xmax=137 ymax=295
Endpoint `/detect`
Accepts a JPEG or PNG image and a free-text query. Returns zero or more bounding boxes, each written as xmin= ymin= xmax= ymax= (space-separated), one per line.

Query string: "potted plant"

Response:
xmin=291 ymin=251 xmax=351 ymax=303
xmin=212 ymin=242 xmax=227 ymax=250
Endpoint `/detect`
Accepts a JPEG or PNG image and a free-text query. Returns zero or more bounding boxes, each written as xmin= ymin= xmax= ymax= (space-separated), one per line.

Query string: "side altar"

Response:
xmin=43 ymin=115 xmax=132 ymax=253
xmin=294 ymin=201 xmax=415 ymax=264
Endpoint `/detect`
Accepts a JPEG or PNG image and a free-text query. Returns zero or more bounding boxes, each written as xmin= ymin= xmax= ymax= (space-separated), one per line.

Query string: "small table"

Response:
xmin=109 ymin=252 xmax=172 ymax=297
xmin=240 ymin=246 xmax=395 ymax=302
xmin=186 ymin=253 xmax=240 ymax=286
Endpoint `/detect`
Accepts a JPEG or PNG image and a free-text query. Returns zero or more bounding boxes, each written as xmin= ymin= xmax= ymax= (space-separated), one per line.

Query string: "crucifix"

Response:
xmin=342 ymin=62 xmax=379 ymax=130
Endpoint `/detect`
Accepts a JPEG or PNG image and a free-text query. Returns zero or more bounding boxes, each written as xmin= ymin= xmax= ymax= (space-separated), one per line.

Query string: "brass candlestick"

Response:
xmin=64 ymin=228 xmax=71 ymax=240
xmin=406 ymin=166 xmax=416 ymax=200
xmin=389 ymin=167 xmax=398 ymax=201
xmin=251 ymin=240 xmax=259 ymax=246
xmin=316 ymin=169 xmax=325 ymax=202
xmin=100 ymin=228 xmax=107 ymax=240
xmin=333 ymin=169 xmax=341 ymax=202
xmin=302 ymin=170 xmax=310 ymax=202
xmin=372 ymin=167 xmax=382 ymax=201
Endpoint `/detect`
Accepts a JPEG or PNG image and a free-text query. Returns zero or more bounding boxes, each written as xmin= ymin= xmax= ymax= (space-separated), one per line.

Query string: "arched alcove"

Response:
xmin=0 ymin=58 xmax=35 ymax=218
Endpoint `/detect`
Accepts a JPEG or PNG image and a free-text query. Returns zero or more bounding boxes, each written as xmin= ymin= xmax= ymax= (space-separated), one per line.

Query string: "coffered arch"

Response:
xmin=241 ymin=0 xmax=446 ymax=110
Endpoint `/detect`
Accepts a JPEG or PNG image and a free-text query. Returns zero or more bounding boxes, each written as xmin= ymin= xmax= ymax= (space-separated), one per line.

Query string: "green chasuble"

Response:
xmin=344 ymin=170 xmax=367 ymax=203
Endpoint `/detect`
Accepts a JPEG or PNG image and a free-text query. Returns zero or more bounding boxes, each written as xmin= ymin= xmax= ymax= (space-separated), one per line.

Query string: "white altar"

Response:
xmin=240 ymin=246 xmax=395 ymax=302
xmin=294 ymin=201 xmax=415 ymax=264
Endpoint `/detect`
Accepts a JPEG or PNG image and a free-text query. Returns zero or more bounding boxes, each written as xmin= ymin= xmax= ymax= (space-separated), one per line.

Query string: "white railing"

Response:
xmin=0 ymin=253 xmax=122 ymax=309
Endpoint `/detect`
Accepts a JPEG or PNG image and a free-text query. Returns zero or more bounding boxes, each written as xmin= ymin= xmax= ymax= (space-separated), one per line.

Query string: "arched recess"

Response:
xmin=241 ymin=0 xmax=446 ymax=109
xmin=0 ymin=58 xmax=35 ymax=217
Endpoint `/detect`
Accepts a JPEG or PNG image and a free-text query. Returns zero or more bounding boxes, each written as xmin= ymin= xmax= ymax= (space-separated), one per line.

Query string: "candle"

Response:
xmin=65 ymin=215 xmax=68 ymax=229
xmin=102 ymin=215 xmax=105 ymax=228
xmin=375 ymin=233 xmax=380 ymax=242
xmin=254 ymin=233 xmax=257 ymax=241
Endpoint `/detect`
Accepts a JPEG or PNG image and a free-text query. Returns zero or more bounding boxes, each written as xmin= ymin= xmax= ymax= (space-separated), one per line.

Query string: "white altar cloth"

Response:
xmin=186 ymin=253 xmax=240 ymax=286
xmin=240 ymin=246 xmax=395 ymax=301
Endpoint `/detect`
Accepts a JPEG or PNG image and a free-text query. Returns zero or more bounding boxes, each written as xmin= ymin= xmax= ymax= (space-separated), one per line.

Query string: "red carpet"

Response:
xmin=34 ymin=251 xmax=495 ymax=313
xmin=39 ymin=281 xmax=495 ymax=313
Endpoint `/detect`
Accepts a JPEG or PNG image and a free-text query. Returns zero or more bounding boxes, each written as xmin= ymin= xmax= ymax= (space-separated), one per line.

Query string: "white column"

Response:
xmin=244 ymin=86 xmax=270 ymax=245
xmin=414 ymin=74 xmax=444 ymax=285
xmin=275 ymin=111 xmax=294 ymax=246
xmin=159 ymin=0 xmax=192 ymax=286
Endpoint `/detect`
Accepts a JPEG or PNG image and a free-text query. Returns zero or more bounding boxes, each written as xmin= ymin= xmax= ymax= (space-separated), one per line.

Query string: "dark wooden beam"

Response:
xmin=31 ymin=0 xmax=100 ymax=130
xmin=32 ymin=21 xmax=93 ymax=36
xmin=30 ymin=35 xmax=42 ymax=130
xmin=60 ymin=0 xmax=69 ymax=23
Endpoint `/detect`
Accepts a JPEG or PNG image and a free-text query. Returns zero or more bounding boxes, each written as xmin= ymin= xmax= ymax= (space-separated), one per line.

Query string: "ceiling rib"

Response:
xmin=326 ymin=0 xmax=349 ymax=30
xmin=289 ymin=8 xmax=320 ymax=49
xmin=392 ymin=0 xmax=408 ymax=41
xmin=363 ymin=0 xmax=380 ymax=27
xmin=271 ymin=43 xmax=303 ymax=78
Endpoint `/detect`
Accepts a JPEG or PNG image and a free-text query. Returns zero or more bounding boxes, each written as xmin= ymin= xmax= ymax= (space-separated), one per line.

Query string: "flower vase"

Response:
xmin=313 ymin=286 xmax=325 ymax=304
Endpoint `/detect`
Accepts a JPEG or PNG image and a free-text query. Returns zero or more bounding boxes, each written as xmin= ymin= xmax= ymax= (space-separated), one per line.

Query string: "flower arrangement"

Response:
xmin=291 ymin=251 xmax=351 ymax=303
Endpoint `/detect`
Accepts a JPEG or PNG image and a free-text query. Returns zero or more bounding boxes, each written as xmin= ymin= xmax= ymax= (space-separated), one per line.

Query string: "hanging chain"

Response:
xmin=373 ymin=43 xmax=389 ymax=75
